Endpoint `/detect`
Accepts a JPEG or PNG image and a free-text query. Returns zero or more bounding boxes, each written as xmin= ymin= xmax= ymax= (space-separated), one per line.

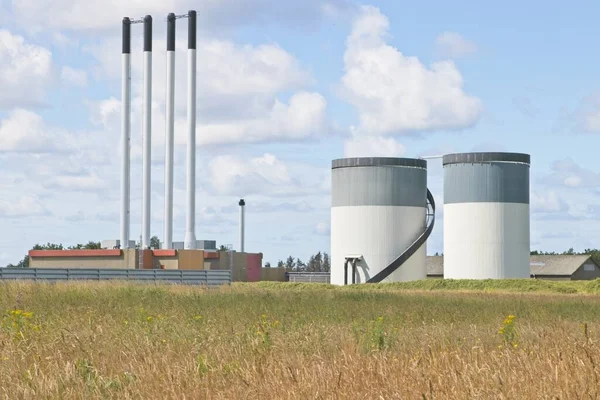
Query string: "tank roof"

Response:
xmin=332 ymin=157 xmax=426 ymax=169
xmin=442 ymin=152 xmax=530 ymax=166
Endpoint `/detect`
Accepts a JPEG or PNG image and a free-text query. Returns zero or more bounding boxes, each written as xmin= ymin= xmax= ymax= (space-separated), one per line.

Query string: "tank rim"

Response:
xmin=442 ymin=152 xmax=530 ymax=166
xmin=332 ymin=157 xmax=426 ymax=169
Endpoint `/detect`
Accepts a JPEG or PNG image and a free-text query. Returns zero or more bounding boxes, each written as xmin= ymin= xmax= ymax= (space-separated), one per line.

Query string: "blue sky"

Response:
xmin=0 ymin=0 xmax=599 ymax=266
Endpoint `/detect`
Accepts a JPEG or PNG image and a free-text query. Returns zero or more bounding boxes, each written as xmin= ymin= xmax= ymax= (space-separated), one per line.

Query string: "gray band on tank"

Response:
xmin=332 ymin=157 xmax=426 ymax=170
xmin=444 ymin=162 xmax=530 ymax=204
xmin=443 ymin=152 xmax=530 ymax=166
xmin=332 ymin=161 xmax=427 ymax=207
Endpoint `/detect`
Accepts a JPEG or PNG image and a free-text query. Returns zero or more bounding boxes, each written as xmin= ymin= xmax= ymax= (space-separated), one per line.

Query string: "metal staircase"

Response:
xmin=365 ymin=189 xmax=436 ymax=283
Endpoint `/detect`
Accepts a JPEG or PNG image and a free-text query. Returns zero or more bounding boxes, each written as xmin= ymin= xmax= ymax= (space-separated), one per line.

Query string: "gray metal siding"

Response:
xmin=332 ymin=166 xmax=427 ymax=207
xmin=0 ymin=268 xmax=231 ymax=286
xmin=443 ymin=152 xmax=530 ymax=166
xmin=444 ymin=162 xmax=529 ymax=204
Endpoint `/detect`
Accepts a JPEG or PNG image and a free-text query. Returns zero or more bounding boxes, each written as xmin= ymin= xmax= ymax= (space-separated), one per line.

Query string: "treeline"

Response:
xmin=434 ymin=248 xmax=600 ymax=266
xmin=265 ymin=251 xmax=330 ymax=272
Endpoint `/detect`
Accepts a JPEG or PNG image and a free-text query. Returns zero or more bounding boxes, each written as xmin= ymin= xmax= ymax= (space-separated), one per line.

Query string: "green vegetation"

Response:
xmin=1 ymin=281 xmax=600 ymax=398
xmin=242 ymin=278 xmax=600 ymax=294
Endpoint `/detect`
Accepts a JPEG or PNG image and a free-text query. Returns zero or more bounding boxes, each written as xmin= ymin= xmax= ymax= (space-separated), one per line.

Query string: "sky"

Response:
xmin=0 ymin=0 xmax=599 ymax=266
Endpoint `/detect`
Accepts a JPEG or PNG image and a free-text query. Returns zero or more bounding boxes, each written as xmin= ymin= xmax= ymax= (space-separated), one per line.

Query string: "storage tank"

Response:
xmin=443 ymin=152 xmax=530 ymax=279
xmin=330 ymin=157 xmax=435 ymax=285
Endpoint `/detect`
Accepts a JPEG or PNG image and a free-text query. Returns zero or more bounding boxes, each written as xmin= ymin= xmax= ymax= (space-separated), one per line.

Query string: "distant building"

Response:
xmin=426 ymin=255 xmax=600 ymax=280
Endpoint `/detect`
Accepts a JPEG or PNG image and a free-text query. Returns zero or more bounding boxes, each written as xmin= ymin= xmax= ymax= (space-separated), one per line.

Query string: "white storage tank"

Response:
xmin=443 ymin=152 xmax=530 ymax=279
xmin=330 ymin=157 xmax=435 ymax=285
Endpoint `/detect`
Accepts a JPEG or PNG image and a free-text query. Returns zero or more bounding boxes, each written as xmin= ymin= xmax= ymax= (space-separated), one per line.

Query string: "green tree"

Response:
xmin=285 ymin=256 xmax=295 ymax=270
xmin=150 ymin=236 xmax=160 ymax=249
xmin=68 ymin=241 xmax=101 ymax=250
xmin=323 ymin=252 xmax=330 ymax=272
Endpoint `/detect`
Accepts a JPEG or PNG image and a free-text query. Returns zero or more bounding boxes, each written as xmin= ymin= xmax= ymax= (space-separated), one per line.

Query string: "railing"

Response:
xmin=0 ymin=268 xmax=231 ymax=286
xmin=286 ymin=272 xmax=331 ymax=283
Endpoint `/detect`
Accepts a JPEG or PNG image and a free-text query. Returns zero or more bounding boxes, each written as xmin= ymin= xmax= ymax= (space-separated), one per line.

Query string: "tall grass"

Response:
xmin=1 ymin=281 xmax=599 ymax=398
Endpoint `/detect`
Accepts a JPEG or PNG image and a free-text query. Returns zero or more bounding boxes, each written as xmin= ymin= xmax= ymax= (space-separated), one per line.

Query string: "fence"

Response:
xmin=0 ymin=268 xmax=231 ymax=286
xmin=286 ymin=272 xmax=330 ymax=283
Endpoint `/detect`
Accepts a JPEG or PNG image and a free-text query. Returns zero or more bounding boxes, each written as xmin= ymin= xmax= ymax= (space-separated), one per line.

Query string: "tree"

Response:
xmin=6 ymin=255 xmax=28 ymax=268
xmin=285 ymin=256 xmax=295 ymax=270
xmin=264 ymin=262 xmax=271 ymax=268
xmin=277 ymin=260 xmax=285 ymax=269
xmin=150 ymin=236 xmax=160 ymax=249
xmin=218 ymin=245 xmax=229 ymax=252
xmin=295 ymin=258 xmax=305 ymax=272
xmin=323 ymin=252 xmax=330 ymax=272
xmin=68 ymin=241 xmax=101 ymax=250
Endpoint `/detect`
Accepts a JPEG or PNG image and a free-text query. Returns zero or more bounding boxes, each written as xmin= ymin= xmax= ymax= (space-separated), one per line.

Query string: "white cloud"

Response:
xmin=0 ymin=196 xmax=50 ymax=218
xmin=0 ymin=109 xmax=72 ymax=154
xmin=530 ymin=191 xmax=569 ymax=214
xmin=60 ymin=66 xmax=87 ymax=87
xmin=0 ymin=30 xmax=53 ymax=108
xmin=435 ymin=31 xmax=478 ymax=58
xmin=87 ymin=36 xmax=327 ymax=146
xmin=540 ymin=158 xmax=600 ymax=189
xmin=314 ymin=222 xmax=330 ymax=236
xmin=194 ymin=91 xmax=327 ymax=146
xmin=12 ymin=0 xmax=350 ymax=33
xmin=343 ymin=136 xmax=405 ymax=158
xmin=209 ymin=153 xmax=295 ymax=196
xmin=339 ymin=6 xmax=482 ymax=136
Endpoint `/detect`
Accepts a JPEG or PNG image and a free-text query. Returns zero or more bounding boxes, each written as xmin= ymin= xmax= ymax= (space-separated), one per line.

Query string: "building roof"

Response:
xmin=529 ymin=255 xmax=593 ymax=276
xmin=426 ymin=255 xmax=595 ymax=277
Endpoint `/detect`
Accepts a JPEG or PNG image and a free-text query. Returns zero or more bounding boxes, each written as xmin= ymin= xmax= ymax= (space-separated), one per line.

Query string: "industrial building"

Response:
xmin=427 ymin=255 xmax=600 ymax=280
xmin=442 ymin=152 xmax=531 ymax=279
xmin=330 ymin=157 xmax=435 ymax=285
xmin=330 ymin=152 xmax=535 ymax=285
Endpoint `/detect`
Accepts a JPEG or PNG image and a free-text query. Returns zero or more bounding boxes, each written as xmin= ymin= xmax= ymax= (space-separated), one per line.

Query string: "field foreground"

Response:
xmin=1 ymin=281 xmax=600 ymax=399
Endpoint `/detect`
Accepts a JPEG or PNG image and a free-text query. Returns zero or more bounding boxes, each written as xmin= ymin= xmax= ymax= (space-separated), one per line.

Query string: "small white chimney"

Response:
xmin=239 ymin=198 xmax=245 ymax=252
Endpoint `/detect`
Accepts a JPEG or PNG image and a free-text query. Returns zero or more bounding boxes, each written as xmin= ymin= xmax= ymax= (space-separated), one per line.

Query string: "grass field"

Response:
xmin=1 ymin=280 xmax=600 ymax=398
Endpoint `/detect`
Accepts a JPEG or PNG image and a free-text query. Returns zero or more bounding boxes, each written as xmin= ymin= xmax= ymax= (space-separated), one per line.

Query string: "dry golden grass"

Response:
xmin=1 ymin=281 xmax=600 ymax=399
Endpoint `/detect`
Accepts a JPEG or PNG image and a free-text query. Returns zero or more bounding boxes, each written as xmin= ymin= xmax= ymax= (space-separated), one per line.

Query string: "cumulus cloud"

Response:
xmin=0 ymin=30 xmax=53 ymax=108
xmin=60 ymin=66 xmax=87 ymax=87
xmin=195 ymin=92 xmax=327 ymax=146
xmin=208 ymin=153 xmax=328 ymax=198
xmin=0 ymin=196 xmax=50 ymax=218
xmin=540 ymin=158 xmax=600 ymax=189
xmin=530 ymin=191 xmax=570 ymax=214
xmin=0 ymin=109 xmax=73 ymax=154
xmin=339 ymin=6 xmax=482 ymax=136
xmin=435 ymin=31 xmax=478 ymax=59
xmin=209 ymin=153 xmax=296 ymax=196
xmin=343 ymin=136 xmax=405 ymax=157
xmin=314 ymin=222 xmax=330 ymax=236
xmin=11 ymin=0 xmax=351 ymax=35
xmin=570 ymin=92 xmax=600 ymax=133
xmin=86 ymin=36 xmax=327 ymax=146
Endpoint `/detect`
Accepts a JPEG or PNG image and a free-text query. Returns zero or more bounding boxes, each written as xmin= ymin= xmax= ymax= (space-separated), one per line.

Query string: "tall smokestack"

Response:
xmin=142 ymin=15 xmax=152 ymax=249
xmin=120 ymin=17 xmax=132 ymax=249
xmin=163 ymin=13 xmax=176 ymax=249
xmin=184 ymin=10 xmax=197 ymax=250
xmin=239 ymin=199 xmax=245 ymax=252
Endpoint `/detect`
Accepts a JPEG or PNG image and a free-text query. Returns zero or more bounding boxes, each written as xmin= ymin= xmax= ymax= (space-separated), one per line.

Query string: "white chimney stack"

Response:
xmin=141 ymin=15 xmax=153 ymax=249
xmin=163 ymin=13 xmax=176 ymax=249
xmin=184 ymin=10 xmax=197 ymax=250
xmin=239 ymin=199 xmax=245 ymax=252
xmin=120 ymin=17 xmax=132 ymax=249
